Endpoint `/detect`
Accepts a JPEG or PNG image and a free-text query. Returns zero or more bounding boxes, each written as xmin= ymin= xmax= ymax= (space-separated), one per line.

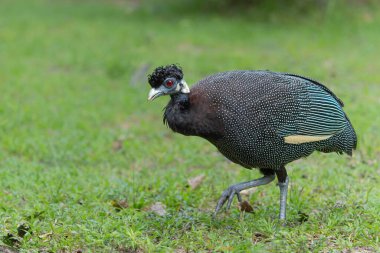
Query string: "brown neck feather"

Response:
xmin=163 ymin=92 xmax=223 ymax=140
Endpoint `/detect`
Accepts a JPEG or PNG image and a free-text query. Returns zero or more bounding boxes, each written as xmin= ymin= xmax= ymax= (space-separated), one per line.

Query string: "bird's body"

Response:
xmin=164 ymin=70 xmax=356 ymax=169
xmin=148 ymin=65 xmax=356 ymax=220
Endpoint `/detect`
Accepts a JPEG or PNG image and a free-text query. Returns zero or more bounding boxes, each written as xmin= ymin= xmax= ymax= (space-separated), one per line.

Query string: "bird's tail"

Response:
xmin=317 ymin=114 xmax=357 ymax=156
xmin=344 ymin=114 xmax=357 ymax=155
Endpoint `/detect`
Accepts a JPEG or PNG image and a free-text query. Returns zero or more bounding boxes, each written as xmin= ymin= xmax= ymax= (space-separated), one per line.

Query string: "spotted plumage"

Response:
xmin=147 ymin=64 xmax=357 ymax=220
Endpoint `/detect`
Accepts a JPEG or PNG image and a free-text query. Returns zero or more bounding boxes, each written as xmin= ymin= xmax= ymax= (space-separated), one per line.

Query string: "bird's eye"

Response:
xmin=165 ymin=80 xmax=174 ymax=88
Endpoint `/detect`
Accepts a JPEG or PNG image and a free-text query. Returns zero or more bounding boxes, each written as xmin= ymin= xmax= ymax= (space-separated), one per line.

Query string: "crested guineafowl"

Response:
xmin=147 ymin=64 xmax=357 ymax=220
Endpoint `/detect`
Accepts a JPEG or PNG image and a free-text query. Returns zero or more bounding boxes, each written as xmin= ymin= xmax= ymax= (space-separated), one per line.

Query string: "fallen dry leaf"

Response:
xmin=112 ymin=135 xmax=126 ymax=152
xmin=112 ymin=140 xmax=123 ymax=151
xmin=238 ymin=200 xmax=254 ymax=213
xmin=187 ymin=174 xmax=205 ymax=190
xmin=149 ymin=202 xmax=166 ymax=216
xmin=252 ymin=232 xmax=268 ymax=244
xmin=111 ymin=199 xmax=129 ymax=211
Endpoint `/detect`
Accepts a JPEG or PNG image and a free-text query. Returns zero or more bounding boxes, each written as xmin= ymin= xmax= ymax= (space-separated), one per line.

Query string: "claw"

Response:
xmin=213 ymin=174 xmax=276 ymax=217
xmin=214 ymin=186 xmax=242 ymax=215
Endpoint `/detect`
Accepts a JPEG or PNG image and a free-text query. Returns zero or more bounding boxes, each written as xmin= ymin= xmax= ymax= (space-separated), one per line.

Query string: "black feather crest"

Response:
xmin=148 ymin=64 xmax=183 ymax=88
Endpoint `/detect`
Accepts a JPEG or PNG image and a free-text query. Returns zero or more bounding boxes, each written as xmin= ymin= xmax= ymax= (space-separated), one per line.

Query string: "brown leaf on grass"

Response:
xmin=112 ymin=140 xmax=123 ymax=151
xmin=149 ymin=202 xmax=166 ymax=216
xmin=111 ymin=199 xmax=129 ymax=211
xmin=251 ymin=232 xmax=268 ymax=244
xmin=112 ymin=136 xmax=126 ymax=152
xmin=238 ymin=200 xmax=254 ymax=213
xmin=187 ymin=174 xmax=205 ymax=190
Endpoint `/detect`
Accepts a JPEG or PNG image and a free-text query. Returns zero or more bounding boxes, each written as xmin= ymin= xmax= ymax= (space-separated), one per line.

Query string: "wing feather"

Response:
xmin=277 ymin=78 xmax=347 ymax=143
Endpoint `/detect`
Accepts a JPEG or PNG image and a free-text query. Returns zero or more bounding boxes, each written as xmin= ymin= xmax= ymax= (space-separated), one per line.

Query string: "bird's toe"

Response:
xmin=214 ymin=186 xmax=242 ymax=215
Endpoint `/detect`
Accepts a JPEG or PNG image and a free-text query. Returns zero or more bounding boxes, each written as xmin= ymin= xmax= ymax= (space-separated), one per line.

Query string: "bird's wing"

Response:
xmin=276 ymin=77 xmax=347 ymax=144
xmin=283 ymin=73 xmax=344 ymax=107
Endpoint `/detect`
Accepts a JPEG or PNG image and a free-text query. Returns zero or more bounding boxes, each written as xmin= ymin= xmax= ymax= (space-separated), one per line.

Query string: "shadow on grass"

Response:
xmin=135 ymin=0 xmax=376 ymax=22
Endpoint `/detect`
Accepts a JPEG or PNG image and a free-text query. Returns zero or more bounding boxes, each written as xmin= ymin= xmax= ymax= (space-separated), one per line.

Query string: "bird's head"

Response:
xmin=147 ymin=64 xmax=190 ymax=101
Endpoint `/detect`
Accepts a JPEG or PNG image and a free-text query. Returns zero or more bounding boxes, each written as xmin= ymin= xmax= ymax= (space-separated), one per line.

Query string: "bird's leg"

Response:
xmin=276 ymin=166 xmax=289 ymax=220
xmin=214 ymin=174 xmax=275 ymax=215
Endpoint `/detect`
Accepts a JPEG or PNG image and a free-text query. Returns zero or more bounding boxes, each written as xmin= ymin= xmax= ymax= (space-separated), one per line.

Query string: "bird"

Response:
xmin=147 ymin=64 xmax=357 ymax=220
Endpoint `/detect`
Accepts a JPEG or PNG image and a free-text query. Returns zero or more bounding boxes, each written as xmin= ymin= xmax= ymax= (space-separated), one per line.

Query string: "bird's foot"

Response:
xmin=214 ymin=185 xmax=242 ymax=216
xmin=212 ymin=175 xmax=275 ymax=217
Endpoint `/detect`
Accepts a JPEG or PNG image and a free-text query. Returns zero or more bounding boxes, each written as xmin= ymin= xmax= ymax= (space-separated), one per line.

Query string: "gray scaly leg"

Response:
xmin=276 ymin=166 xmax=289 ymax=220
xmin=214 ymin=174 xmax=275 ymax=216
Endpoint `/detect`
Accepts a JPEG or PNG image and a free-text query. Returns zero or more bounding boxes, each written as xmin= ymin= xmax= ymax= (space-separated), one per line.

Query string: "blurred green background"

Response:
xmin=0 ymin=0 xmax=379 ymax=252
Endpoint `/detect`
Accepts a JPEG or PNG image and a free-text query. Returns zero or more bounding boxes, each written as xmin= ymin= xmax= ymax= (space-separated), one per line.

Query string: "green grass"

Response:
xmin=0 ymin=0 xmax=379 ymax=252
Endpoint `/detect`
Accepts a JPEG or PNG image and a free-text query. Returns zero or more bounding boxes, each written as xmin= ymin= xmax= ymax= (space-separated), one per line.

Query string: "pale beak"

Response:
xmin=148 ymin=88 xmax=163 ymax=101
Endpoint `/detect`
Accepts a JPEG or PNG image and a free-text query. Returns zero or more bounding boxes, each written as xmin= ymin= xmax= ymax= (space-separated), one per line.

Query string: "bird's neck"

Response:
xmin=164 ymin=91 xmax=223 ymax=140
xmin=170 ymin=93 xmax=190 ymax=109
xmin=163 ymin=92 xmax=192 ymax=135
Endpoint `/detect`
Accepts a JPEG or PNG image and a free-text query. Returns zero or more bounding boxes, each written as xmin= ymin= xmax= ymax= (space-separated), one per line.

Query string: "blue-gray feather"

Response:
xmin=277 ymin=82 xmax=347 ymax=137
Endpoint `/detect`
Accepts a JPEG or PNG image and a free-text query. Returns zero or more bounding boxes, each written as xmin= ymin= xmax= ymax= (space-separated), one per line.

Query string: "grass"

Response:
xmin=0 ymin=0 xmax=379 ymax=252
